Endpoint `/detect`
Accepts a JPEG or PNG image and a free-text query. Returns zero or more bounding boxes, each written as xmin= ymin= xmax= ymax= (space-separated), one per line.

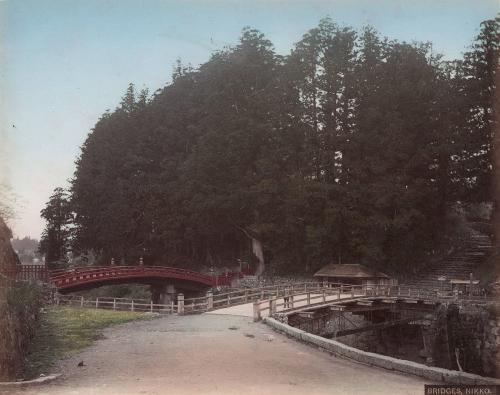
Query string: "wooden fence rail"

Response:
xmin=52 ymin=282 xmax=494 ymax=317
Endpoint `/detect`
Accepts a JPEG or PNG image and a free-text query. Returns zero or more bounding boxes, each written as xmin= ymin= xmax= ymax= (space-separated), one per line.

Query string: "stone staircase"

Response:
xmin=401 ymin=230 xmax=492 ymax=292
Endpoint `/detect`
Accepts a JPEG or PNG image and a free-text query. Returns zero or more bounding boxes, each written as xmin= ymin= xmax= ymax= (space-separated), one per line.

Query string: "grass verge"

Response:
xmin=24 ymin=306 xmax=150 ymax=379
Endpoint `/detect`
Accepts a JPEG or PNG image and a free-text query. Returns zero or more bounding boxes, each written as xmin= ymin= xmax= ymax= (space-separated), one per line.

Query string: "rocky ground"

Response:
xmin=7 ymin=312 xmax=430 ymax=395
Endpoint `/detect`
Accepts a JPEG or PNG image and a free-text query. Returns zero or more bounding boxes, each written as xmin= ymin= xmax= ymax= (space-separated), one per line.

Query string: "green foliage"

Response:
xmin=68 ymin=17 xmax=498 ymax=276
xmin=39 ymin=187 xmax=73 ymax=268
xmin=0 ymin=281 xmax=44 ymax=380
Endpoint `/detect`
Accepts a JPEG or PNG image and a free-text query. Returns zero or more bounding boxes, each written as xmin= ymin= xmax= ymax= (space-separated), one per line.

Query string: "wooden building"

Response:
xmin=313 ymin=263 xmax=391 ymax=287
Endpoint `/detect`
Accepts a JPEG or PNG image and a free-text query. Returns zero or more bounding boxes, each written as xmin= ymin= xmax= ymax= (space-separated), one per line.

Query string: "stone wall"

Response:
xmin=264 ymin=316 xmax=500 ymax=385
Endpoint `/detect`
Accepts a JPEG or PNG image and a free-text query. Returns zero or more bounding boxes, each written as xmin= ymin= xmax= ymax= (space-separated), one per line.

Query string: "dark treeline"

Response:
xmin=40 ymin=18 xmax=499 ymax=276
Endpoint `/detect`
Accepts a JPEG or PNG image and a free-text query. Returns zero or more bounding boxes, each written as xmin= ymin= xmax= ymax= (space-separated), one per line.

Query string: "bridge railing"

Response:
xmin=51 ymin=282 xmax=496 ymax=317
xmin=252 ymin=284 xmax=368 ymax=321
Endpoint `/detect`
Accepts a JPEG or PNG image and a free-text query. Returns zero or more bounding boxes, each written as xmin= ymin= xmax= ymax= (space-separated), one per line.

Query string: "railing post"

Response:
xmin=171 ymin=301 xmax=174 ymax=314
xmin=178 ymin=293 xmax=184 ymax=315
xmin=261 ymin=290 xmax=264 ymax=299
xmin=95 ymin=297 xmax=99 ymax=309
xmin=337 ymin=287 xmax=341 ymax=300
xmin=244 ymin=290 xmax=248 ymax=303
xmin=113 ymin=298 xmax=116 ymax=310
xmin=253 ymin=301 xmax=261 ymax=322
xmin=398 ymin=286 xmax=401 ymax=296
xmin=340 ymin=284 xmax=343 ymax=295
xmin=207 ymin=291 xmax=213 ymax=310
xmin=80 ymin=296 xmax=84 ymax=308
xmin=150 ymin=300 xmax=153 ymax=313
xmin=307 ymin=292 xmax=311 ymax=305
xmin=290 ymin=294 xmax=294 ymax=308
xmin=322 ymin=290 xmax=326 ymax=302
xmin=269 ymin=298 xmax=277 ymax=315
xmin=351 ymin=287 xmax=354 ymax=298
xmin=131 ymin=299 xmax=134 ymax=311
xmin=227 ymin=293 xmax=231 ymax=306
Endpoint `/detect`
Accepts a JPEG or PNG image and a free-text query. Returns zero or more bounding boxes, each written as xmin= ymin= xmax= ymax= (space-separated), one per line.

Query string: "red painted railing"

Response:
xmin=50 ymin=265 xmax=215 ymax=291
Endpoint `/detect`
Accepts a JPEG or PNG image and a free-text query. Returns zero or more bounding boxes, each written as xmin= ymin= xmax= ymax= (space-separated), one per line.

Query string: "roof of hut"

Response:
xmin=313 ymin=263 xmax=389 ymax=279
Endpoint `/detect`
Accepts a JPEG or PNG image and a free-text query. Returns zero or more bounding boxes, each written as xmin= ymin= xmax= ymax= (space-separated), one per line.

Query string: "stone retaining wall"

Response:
xmin=263 ymin=317 xmax=500 ymax=385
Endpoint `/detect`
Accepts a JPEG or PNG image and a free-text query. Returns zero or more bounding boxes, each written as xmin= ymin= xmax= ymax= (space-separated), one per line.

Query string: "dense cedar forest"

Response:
xmin=40 ymin=18 xmax=499 ymax=276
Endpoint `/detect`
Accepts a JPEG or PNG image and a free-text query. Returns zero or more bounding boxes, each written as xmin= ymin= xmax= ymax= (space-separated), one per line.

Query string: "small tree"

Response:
xmin=39 ymin=187 xmax=73 ymax=268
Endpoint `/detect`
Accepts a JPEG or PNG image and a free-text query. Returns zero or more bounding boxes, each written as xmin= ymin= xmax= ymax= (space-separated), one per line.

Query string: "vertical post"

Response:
xmin=253 ymin=301 xmax=261 ymax=322
xmin=304 ymin=283 xmax=307 ymax=293
xmin=113 ymin=298 xmax=116 ymax=310
xmin=150 ymin=300 xmax=153 ymax=313
xmin=261 ymin=290 xmax=264 ymax=299
xmin=322 ymin=290 xmax=326 ymax=302
xmin=340 ymin=284 xmax=343 ymax=294
xmin=131 ymin=299 xmax=134 ymax=311
xmin=398 ymin=286 xmax=401 ymax=296
xmin=80 ymin=296 xmax=84 ymax=307
xmin=290 ymin=294 xmax=294 ymax=308
xmin=469 ymin=272 xmax=473 ymax=298
xmin=178 ymin=293 xmax=184 ymax=315
xmin=351 ymin=287 xmax=354 ymax=298
xmin=269 ymin=298 xmax=277 ymax=315
xmin=227 ymin=293 xmax=231 ymax=306
xmin=337 ymin=287 xmax=341 ymax=300
xmin=95 ymin=297 xmax=99 ymax=309
xmin=307 ymin=292 xmax=311 ymax=305
xmin=244 ymin=290 xmax=248 ymax=302
xmin=55 ymin=295 xmax=60 ymax=306
xmin=207 ymin=291 xmax=213 ymax=310
xmin=276 ymin=286 xmax=279 ymax=297
xmin=171 ymin=300 xmax=174 ymax=314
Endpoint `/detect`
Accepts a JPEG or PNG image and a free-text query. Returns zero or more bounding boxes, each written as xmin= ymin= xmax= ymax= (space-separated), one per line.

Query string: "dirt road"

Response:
xmin=8 ymin=311 xmax=431 ymax=395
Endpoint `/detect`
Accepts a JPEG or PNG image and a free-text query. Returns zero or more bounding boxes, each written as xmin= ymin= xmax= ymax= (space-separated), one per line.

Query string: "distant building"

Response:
xmin=313 ymin=263 xmax=391 ymax=287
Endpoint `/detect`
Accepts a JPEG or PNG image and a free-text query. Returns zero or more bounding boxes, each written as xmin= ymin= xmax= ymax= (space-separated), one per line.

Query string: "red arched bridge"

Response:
xmin=3 ymin=265 xmax=243 ymax=295
xmin=50 ymin=266 xmax=218 ymax=294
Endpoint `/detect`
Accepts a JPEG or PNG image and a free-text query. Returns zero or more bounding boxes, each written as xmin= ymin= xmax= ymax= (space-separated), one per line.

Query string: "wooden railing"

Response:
xmin=52 ymin=282 xmax=496 ymax=317
xmin=252 ymin=284 xmax=368 ymax=321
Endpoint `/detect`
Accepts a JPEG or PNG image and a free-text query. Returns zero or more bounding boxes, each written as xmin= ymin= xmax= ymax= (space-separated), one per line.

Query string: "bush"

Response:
xmin=0 ymin=279 xmax=44 ymax=381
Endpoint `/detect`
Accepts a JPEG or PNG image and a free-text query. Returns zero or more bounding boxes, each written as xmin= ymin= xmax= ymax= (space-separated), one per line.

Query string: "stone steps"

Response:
xmin=402 ymin=229 xmax=491 ymax=291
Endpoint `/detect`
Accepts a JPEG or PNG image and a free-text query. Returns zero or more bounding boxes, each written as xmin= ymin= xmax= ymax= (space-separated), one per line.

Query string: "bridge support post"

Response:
xmin=177 ymin=293 xmax=184 ymax=315
xmin=151 ymin=284 xmax=177 ymax=306
xmin=269 ymin=298 xmax=277 ymax=315
xmin=307 ymin=292 xmax=311 ymax=305
xmin=253 ymin=301 xmax=261 ymax=322
xmin=207 ymin=291 xmax=213 ymax=310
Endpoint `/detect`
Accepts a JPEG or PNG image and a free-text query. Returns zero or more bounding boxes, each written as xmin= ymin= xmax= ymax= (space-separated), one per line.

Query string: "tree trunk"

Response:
xmin=493 ymin=69 xmax=500 ymax=250
xmin=251 ymin=237 xmax=265 ymax=276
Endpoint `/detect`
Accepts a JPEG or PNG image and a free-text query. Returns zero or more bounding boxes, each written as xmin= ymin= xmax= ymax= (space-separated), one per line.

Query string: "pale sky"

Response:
xmin=1 ymin=0 xmax=499 ymax=239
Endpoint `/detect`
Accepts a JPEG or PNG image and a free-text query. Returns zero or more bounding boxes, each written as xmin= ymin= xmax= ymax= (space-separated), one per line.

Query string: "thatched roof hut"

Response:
xmin=313 ymin=263 xmax=390 ymax=285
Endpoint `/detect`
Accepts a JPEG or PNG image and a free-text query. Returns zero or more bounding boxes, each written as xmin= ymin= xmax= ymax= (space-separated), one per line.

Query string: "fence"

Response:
xmin=1 ymin=265 xmax=49 ymax=282
xmin=52 ymin=282 xmax=495 ymax=318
